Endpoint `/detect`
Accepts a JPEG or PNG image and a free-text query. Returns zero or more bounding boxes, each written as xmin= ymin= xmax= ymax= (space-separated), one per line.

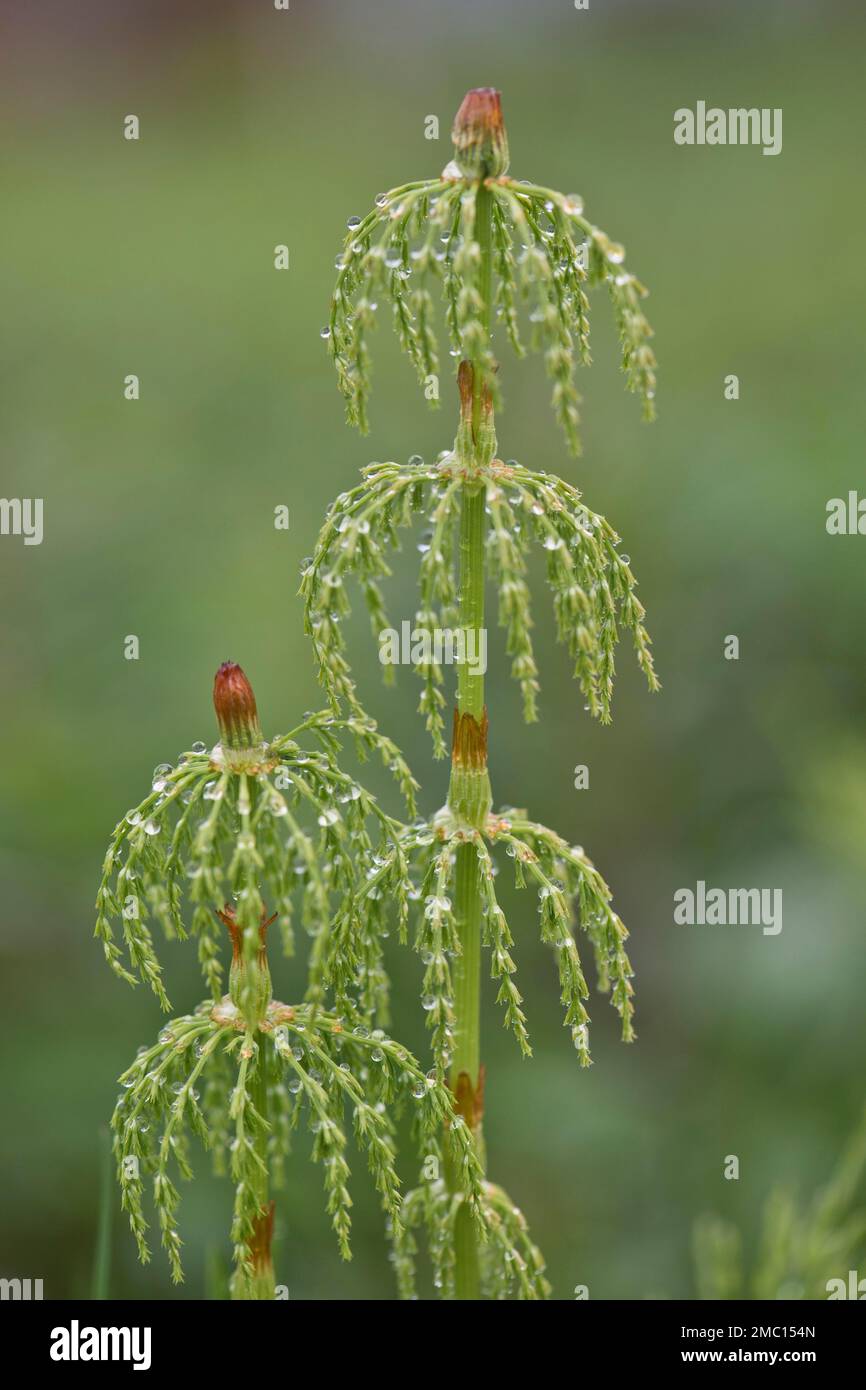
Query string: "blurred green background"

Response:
xmin=2 ymin=0 xmax=865 ymax=1299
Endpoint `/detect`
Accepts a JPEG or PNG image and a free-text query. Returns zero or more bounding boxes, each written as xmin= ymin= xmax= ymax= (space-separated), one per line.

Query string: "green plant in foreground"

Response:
xmin=309 ymin=88 xmax=659 ymax=1297
xmin=97 ymin=88 xmax=658 ymax=1301
xmin=693 ymin=1106 xmax=866 ymax=1301
xmin=98 ymin=662 xmax=484 ymax=1297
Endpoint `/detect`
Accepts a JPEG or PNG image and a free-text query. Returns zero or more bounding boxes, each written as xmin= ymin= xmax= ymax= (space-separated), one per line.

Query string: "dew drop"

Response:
xmin=423 ymin=895 xmax=451 ymax=918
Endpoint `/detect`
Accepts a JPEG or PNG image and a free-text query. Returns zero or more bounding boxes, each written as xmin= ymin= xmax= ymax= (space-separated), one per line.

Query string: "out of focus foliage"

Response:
xmin=1 ymin=0 xmax=864 ymax=1298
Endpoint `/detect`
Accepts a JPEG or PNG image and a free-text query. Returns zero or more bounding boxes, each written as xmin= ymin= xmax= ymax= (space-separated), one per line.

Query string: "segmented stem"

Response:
xmin=445 ymin=177 xmax=496 ymax=1301
xmin=246 ymin=1033 xmax=274 ymax=1300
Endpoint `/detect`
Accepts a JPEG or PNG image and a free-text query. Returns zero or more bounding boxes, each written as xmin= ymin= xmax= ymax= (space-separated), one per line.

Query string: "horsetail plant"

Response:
xmin=98 ymin=662 xmax=484 ymax=1297
xmin=309 ymin=88 xmax=660 ymax=1298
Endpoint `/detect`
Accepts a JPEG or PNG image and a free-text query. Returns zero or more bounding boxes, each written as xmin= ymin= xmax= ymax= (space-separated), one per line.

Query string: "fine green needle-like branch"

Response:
xmin=303 ymin=435 xmax=659 ymax=747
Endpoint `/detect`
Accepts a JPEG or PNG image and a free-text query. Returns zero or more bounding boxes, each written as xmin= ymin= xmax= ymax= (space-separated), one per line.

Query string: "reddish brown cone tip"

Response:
xmin=454 ymin=88 xmax=504 ymax=139
xmin=213 ymin=661 xmax=263 ymax=752
xmin=452 ymin=88 xmax=509 ymax=178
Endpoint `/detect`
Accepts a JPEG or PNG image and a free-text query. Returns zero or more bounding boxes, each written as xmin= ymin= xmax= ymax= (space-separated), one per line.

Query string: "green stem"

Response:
xmin=449 ymin=835 xmax=484 ymax=1300
xmin=247 ymin=1034 xmax=275 ymax=1300
xmin=453 ymin=1168 xmax=481 ymax=1300
xmin=452 ymin=845 xmax=482 ymax=1089
xmin=456 ymin=486 xmax=486 ymax=719
xmin=446 ymin=176 xmax=495 ymax=1301
xmin=472 ymin=180 xmax=494 ymax=437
